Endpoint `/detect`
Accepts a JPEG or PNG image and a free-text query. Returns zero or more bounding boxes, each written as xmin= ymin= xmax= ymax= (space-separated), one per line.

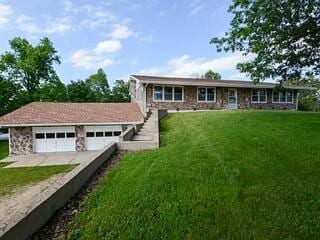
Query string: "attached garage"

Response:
xmin=85 ymin=125 xmax=122 ymax=151
xmin=0 ymin=102 xmax=144 ymax=156
xmin=33 ymin=126 xmax=76 ymax=153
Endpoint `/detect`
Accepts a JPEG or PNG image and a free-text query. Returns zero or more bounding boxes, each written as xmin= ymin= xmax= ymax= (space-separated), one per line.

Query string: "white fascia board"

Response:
xmin=0 ymin=121 xmax=144 ymax=128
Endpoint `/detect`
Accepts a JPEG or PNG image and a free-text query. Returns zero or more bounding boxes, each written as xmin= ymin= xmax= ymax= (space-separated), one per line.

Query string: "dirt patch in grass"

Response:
xmin=32 ymin=151 xmax=126 ymax=240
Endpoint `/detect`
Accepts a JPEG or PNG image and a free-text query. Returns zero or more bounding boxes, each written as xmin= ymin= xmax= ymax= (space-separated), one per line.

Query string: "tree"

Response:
xmin=211 ymin=0 xmax=320 ymax=83
xmin=85 ymin=68 xmax=111 ymax=102
xmin=203 ymin=70 xmax=222 ymax=80
xmin=0 ymin=37 xmax=61 ymax=101
xmin=0 ymin=77 xmax=23 ymax=116
xmin=38 ymin=79 xmax=68 ymax=102
xmin=67 ymin=80 xmax=94 ymax=102
xmin=296 ymin=75 xmax=320 ymax=111
xmin=111 ymin=80 xmax=130 ymax=102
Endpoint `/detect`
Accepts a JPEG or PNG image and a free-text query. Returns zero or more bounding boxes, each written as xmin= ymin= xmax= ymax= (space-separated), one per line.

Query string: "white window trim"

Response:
xmin=251 ymin=89 xmax=267 ymax=103
xmin=272 ymin=90 xmax=294 ymax=103
xmin=197 ymin=87 xmax=216 ymax=103
xmin=153 ymin=85 xmax=184 ymax=102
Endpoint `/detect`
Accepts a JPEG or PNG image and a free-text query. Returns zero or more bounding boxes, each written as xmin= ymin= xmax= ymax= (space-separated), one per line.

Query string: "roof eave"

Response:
xmin=0 ymin=121 xmax=144 ymax=128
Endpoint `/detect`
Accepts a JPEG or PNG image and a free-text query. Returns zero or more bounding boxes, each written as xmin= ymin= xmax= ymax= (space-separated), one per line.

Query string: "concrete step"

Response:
xmin=141 ymin=125 xmax=154 ymax=130
xmin=136 ymin=132 xmax=153 ymax=136
xmin=139 ymin=129 xmax=153 ymax=134
xmin=132 ymin=135 xmax=154 ymax=141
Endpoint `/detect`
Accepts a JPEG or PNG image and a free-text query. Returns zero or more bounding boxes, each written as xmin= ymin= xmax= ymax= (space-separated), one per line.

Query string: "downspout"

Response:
xmin=144 ymin=83 xmax=149 ymax=115
xmin=296 ymin=91 xmax=299 ymax=111
xmin=8 ymin=128 xmax=11 ymax=156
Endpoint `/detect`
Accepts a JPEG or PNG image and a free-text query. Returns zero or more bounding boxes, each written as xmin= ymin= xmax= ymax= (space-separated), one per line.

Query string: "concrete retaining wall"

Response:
xmin=0 ymin=143 xmax=116 ymax=240
xmin=117 ymin=109 xmax=168 ymax=151
xmin=119 ymin=126 xmax=135 ymax=141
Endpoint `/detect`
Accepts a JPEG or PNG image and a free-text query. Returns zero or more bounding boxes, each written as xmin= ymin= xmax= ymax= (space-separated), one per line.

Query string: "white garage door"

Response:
xmin=85 ymin=125 xmax=122 ymax=151
xmin=34 ymin=126 xmax=76 ymax=153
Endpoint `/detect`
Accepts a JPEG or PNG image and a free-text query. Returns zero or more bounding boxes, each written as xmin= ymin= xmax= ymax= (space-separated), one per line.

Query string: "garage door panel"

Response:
xmin=33 ymin=127 xmax=75 ymax=153
xmin=85 ymin=126 xmax=122 ymax=151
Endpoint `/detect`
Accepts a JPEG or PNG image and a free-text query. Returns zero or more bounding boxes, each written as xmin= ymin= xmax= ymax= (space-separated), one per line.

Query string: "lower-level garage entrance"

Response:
xmin=85 ymin=125 xmax=122 ymax=151
xmin=33 ymin=126 xmax=76 ymax=153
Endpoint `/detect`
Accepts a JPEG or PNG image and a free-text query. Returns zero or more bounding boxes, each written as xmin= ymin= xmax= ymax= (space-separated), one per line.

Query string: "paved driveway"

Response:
xmin=2 ymin=151 xmax=100 ymax=168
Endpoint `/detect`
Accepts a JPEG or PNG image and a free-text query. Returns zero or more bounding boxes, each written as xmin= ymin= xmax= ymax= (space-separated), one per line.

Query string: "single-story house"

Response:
xmin=130 ymin=75 xmax=312 ymax=112
xmin=0 ymin=75 xmax=314 ymax=156
xmin=0 ymin=102 xmax=144 ymax=156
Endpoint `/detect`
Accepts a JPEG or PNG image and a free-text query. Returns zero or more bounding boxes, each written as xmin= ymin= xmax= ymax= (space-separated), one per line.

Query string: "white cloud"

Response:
xmin=138 ymin=53 xmax=252 ymax=78
xmin=70 ymin=49 xmax=114 ymax=70
xmin=63 ymin=2 xmax=116 ymax=29
xmin=0 ymin=3 xmax=13 ymax=28
xmin=108 ymin=25 xmax=135 ymax=40
xmin=95 ymin=40 xmax=121 ymax=54
xmin=139 ymin=34 xmax=154 ymax=42
xmin=16 ymin=15 xmax=71 ymax=34
xmin=80 ymin=11 xmax=116 ymax=29
xmin=70 ymin=38 xmax=123 ymax=69
xmin=189 ymin=5 xmax=203 ymax=16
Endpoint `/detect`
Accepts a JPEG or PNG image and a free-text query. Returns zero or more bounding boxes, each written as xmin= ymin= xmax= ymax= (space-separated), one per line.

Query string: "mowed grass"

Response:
xmin=0 ymin=141 xmax=74 ymax=196
xmin=0 ymin=141 xmax=9 ymax=160
xmin=69 ymin=111 xmax=320 ymax=240
xmin=0 ymin=162 xmax=74 ymax=196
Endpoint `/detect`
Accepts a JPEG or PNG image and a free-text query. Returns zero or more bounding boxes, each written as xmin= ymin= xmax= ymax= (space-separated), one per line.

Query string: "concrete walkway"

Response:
xmin=132 ymin=111 xmax=157 ymax=141
xmin=2 ymin=151 xmax=99 ymax=168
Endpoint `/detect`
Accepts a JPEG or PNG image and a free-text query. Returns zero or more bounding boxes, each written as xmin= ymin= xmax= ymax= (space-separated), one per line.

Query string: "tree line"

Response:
xmin=0 ymin=37 xmax=130 ymax=116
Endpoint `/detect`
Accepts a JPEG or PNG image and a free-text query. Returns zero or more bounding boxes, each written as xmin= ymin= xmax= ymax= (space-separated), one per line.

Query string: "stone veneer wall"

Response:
xmin=75 ymin=126 xmax=86 ymax=152
xmin=9 ymin=127 xmax=33 ymax=156
xmin=146 ymin=85 xmax=297 ymax=111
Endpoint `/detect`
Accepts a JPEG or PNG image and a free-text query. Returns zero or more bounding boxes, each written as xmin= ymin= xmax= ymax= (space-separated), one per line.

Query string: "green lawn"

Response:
xmin=0 ymin=162 xmax=74 ymax=196
xmin=69 ymin=111 xmax=320 ymax=240
xmin=0 ymin=141 xmax=9 ymax=160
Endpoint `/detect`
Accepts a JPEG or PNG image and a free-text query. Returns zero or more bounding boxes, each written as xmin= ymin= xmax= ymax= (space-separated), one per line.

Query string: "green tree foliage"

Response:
xmin=111 ymin=80 xmax=130 ymax=102
xmin=203 ymin=70 xmax=222 ymax=80
xmin=66 ymin=80 xmax=94 ymax=102
xmin=0 ymin=77 xmax=23 ymax=116
xmin=85 ymin=68 xmax=111 ymax=102
xmin=0 ymin=37 xmax=61 ymax=101
xmin=38 ymin=79 xmax=68 ymax=102
xmin=211 ymin=0 xmax=320 ymax=83
xmin=297 ymin=76 xmax=320 ymax=111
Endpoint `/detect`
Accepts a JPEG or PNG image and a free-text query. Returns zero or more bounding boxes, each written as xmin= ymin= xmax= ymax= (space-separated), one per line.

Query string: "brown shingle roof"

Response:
xmin=131 ymin=75 xmax=311 ymax=90
xmin=0 ymin=102 xmax=144 ymax=126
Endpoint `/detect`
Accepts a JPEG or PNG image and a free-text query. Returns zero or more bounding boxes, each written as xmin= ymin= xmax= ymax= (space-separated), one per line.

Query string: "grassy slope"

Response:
xmin=69 ymin=111 xmax=320 ymax=240
xmin=0 ymin=162 xmax=74 ymax=196
xmin=0 ymin=141 xmax=9 ymax=160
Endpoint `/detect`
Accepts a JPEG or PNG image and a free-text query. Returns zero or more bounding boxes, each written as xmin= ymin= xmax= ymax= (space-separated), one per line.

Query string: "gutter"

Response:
xmin=0 ymin=121 xmax=145 ymax=128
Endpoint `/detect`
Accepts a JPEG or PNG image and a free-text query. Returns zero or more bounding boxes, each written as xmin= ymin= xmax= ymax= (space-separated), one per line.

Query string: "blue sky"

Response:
xmin=0 ymin=0 xmax=250 ymax=86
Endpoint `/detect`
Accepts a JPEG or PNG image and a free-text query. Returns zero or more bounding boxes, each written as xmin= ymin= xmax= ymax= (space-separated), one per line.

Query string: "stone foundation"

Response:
xmin=146 ymin=85 xmax=297 ymax=111
xmin=9 ymin=127 xmax=33 ymax=156
xmin=75 ymin=126 xmax=85 ymax=152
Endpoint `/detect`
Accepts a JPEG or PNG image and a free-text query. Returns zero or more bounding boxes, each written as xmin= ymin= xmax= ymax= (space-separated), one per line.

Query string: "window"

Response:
xmin=273 ymin=92 xmax=279 ymax=102
xmin=114 ymin=131 xmax=121 ymax=136
xmin=46 ymin=133 xmax=55 ymax=139
xmin=154 ymin=86 xmax=163 ymax=101
xmin=153 ymin=86 xmax=184 ymax=101
xmin=197 ymin=87 xmax=216 ymax=102
xmin=96 ymin=132 xmax=104 ymax=137
xmin=272 ymin=90 xmax=294 ymax=103
xmin=174 ymin=87 xmax=183 ymax=101
xmin=86 ymin=132 xmax=94 ymax=137
xmin=35 ymin=133 xmax=45 ymax=139
xmin=164 ymin=87 xmax=173 ymax=100
xmin=287 ymin=91 xmax=293 ymax=102
xmin=251 ymin=89 xmax=267 ymax=103
xmin=105 ymin=131 xmax=113 ymax=137
xmin=66 ymin=132 xmax=75 ymax=138
xmin=56 ymin=132 xmax=65 ymax=138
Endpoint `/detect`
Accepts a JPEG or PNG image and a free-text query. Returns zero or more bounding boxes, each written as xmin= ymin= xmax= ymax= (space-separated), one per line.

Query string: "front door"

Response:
xmin=228 ymin=88 xmax=238 ymax=109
